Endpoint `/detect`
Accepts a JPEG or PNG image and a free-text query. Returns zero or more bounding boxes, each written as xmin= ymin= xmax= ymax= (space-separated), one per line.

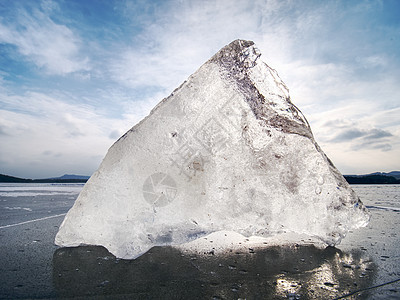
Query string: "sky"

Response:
xmin=0 ymin=0 xmax=399 ymax=179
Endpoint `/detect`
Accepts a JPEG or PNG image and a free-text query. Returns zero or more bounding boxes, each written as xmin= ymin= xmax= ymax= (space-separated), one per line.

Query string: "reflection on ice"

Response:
xmin=53 ymin=245 xmax=376 ymax=299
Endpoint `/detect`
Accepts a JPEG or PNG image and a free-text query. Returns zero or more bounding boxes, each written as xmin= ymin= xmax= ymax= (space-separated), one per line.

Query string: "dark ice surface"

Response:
xmin=0 ymin=183 xmax=399 ymax=299
xmin=0 ymin=183 xmax=82 ymax=299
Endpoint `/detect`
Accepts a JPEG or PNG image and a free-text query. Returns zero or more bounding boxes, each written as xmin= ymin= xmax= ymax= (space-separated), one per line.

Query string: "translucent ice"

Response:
xmin=55 ymin=40 xmax=370 ymax=259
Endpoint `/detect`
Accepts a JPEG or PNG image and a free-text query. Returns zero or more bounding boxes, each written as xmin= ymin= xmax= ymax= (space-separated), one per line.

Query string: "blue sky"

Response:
xmin=0 ymin=0 xmax=399 ymax=178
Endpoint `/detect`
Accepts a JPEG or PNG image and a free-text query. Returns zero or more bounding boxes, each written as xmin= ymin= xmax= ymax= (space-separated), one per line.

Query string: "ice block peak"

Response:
xmin=55 ymin=40 xmax=369 ymax=259
xmin=212 ymin=39 xmax=312 ymax=138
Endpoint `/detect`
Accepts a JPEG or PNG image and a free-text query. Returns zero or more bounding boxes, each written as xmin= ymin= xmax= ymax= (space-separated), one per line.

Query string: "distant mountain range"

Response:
xmin=48 ymin=174 xmax=90 ymax=180
xmin=0 ymin=172 xmax=399 ymax=184
xmin=344 ymin=171 xmax=400 ymax=184
xmin=346 ymin=171 xmax=400 ymax=180
xmin=0 ymin=174 xmax=90 ymax=183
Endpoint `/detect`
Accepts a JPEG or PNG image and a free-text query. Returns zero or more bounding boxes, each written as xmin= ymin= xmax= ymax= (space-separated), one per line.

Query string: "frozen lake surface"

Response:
xmin=0 ymin=183 xmax=399 ymax=299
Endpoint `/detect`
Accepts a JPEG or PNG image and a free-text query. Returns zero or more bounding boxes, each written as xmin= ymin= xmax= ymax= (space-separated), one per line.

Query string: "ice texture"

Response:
xmin=55 ymin=40 xmax=370 ymax=259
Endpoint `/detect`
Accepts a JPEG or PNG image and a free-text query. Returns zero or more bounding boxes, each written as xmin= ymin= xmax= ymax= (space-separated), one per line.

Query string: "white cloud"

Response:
xmin=321 ymin=143 xmax=400 ymax=175
xmin=0 ymin=91 xmax=133 ymax=178
xmin=0 ymin=3 xmax=89 ymax=75
xmin=110 ymin=0 xmax=276 ymax=91
xmin=356 ymin=55 xmax=388 ymax=69
xmin=40 ymin=0 xmax=59 ymax=13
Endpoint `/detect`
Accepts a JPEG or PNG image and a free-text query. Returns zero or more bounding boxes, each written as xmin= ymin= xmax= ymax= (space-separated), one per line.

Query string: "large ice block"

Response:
xmin=55 ymin=40 xmax=370 ymax=259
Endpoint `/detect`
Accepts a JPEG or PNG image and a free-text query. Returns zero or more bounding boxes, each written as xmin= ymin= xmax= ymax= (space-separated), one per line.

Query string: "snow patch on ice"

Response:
xmin=176 ymin=231 xmax=324 ymax=256
xmin=4 ymin=206 xmax=32 ymax=211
